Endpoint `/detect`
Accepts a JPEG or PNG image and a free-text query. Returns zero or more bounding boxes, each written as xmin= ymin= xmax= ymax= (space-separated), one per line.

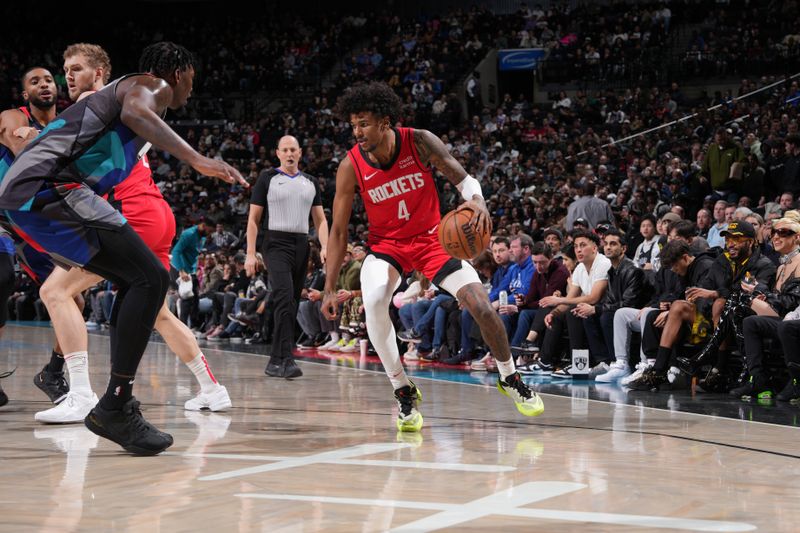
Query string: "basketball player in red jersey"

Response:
xmin=33 ymin=44 xmax=231 ymax=424
xmin=322 ymin=82 xmax=544 ymax=432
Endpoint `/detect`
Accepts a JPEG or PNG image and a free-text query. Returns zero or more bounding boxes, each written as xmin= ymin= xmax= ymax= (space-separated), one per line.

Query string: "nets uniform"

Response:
xmin=347 ymin=126 xmax=460 ymax=285
xmin=0 ymin=75 xmax=152 ymax=267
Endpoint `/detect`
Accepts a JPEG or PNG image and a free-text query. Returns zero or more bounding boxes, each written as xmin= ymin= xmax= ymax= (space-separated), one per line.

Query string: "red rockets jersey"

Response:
xmin=347 ymin=127 xmax=441 ymax=240
xmin=111 ymin=154 xmax=164 ymax=202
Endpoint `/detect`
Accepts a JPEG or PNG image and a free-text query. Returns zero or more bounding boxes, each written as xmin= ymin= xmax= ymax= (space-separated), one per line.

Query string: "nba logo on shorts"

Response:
xmin=571 ymin=349 xmax=589 ymax=377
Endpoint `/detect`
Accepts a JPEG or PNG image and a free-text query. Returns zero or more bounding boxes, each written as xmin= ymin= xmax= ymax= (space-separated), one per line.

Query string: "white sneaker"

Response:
xmin=621 ymin=361 xmax=653 ymax=385
xmin=184 ymin=385 xmax=232 ymax=412
xmin=596 ymin=360 xmax=631 ymax=383
xmin=403 ymin=347 xmax=419 ymax=361
xmin=34 ymin=391 xmax=98 ymax=424
xmin=339 ymin=338 xmax=359 ymax=353
xmin=325 ymin=338 xmax=349 ymax=352
xmin=589 ymin=362 xmax=610 ymax=380
xmin=318 ymin=337 xmax=340 ymax=350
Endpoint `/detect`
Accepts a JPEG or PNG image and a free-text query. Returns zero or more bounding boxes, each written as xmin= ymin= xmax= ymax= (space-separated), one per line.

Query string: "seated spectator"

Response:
xmin=296 ymin=247 xmax=333 ymax=349
xmin=734 ymin=216 xmax=800 ymax=400
xmin=207 ymin=223 xmax=240 ymax=252
xmin=539 ymin=230 xmax=611 ymax=377
xmin=510 ymin=241 xmax=570 ymax=362
xmin=627 ymin=240 xmax=716 ymax=391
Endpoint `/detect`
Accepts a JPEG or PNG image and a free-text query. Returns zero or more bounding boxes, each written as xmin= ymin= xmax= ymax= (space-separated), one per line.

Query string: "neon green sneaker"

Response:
xmin=498 ymin=372 xmax=545 ymax=417
xmin=394 ymin=382 xmax=423 ymax=432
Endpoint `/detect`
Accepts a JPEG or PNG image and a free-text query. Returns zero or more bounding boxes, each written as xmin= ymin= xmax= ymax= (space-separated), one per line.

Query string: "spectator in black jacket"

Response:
xmin=733 ymin=216 xmax=800 ymax=400
xmin=628 ymin=240 xmax=716 ymax=391
xmin=586 ymin=229 xmax=651 ymax=380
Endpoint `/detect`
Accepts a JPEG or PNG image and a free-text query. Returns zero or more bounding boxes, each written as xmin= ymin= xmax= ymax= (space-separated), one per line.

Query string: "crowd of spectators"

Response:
xmin=3 ymin=2 xmax=800 ymax=401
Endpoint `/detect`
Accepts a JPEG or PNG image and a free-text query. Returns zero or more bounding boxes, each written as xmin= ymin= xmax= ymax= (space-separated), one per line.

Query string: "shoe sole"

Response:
xmin=396 ymin=412 xmax=423 ymax=432
xmin=595 ymin=373 xmax=630 ymax=383
xmin=496 ymin=382 xmax=545 ymax=417
xmin=283 ymin=369 xmax=303 ymax=379
xmin=84 ymin=413 xmax=173 ymax=456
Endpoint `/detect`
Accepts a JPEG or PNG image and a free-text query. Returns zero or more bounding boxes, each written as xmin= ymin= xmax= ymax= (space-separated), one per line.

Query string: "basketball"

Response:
xmin=438 ymin=206 xmax=491 ymax=260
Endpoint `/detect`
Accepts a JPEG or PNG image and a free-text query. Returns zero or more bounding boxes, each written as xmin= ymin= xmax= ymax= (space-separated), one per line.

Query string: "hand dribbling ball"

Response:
xmin=438 ymin=206 xmax=491 ymax=260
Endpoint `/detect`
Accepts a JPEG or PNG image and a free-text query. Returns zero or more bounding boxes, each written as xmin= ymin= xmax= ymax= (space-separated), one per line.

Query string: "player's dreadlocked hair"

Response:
xmin=336 ymin=82 xmax=403 ymax=123
xmin=138 ymin=42 xmax=195 ymax=79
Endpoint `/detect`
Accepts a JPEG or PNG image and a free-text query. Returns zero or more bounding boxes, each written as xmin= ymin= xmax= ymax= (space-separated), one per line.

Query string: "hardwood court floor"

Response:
xmin=2 ymin=323 xmax=799 ymax=532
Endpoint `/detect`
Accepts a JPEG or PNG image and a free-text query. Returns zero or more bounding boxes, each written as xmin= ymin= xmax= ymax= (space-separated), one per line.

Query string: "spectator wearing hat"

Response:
xmin=681 ymin=220 xmax=777 ymax=391
xmin=543 ymin=227 xmax=564 ymax=261
xmin=566 ymin=181 xmax=615 ymax=231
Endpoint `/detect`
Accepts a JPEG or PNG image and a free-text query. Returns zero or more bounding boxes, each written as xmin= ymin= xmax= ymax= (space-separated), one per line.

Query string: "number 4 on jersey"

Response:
xmin=397 ymin=199 xmax=410 ymax=221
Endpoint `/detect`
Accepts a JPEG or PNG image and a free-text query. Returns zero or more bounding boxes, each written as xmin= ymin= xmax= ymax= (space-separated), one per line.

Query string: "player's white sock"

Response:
xmin=64 ymin=351 xmax=91 ymax=395
xmin=497 ymin=357 xmax=517 ymax=380
xmin=186 ymin=353 xmax=218 ymax=393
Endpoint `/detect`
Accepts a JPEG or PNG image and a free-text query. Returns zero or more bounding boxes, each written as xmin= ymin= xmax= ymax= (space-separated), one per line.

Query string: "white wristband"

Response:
xmin=456 ymin=175 xmax=483 ymax=202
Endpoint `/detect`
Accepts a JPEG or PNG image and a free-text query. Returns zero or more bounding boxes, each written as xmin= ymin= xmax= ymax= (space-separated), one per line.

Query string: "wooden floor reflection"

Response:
xmin=1 ymin=324 xmax=798 ymax=532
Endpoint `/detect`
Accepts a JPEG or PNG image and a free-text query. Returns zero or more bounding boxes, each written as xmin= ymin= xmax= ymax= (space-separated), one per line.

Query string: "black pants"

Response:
xmin=566 ymin=309 xmax=612 ymax=365
xmin=169 ymin=266 xmax=199 ymax=327
xmin=0 ymin=253 xmax=14 ymax=327
xmin=743 ymin=315 xmax=781 ymax=375
xmin=82 ymin=225 xmax=169 ymax=377
xmin=264 ymin=231 xmax=309 ymax=362
xmin=540 ymin=311 xmax=567 ymax=366
xmin=778 ymin=320 xmax=800 ymax=367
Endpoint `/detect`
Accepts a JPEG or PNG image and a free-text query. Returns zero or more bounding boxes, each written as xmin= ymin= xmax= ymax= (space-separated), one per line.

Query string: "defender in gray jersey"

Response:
xmin=0 ymin=42 xmax=247 ymax=455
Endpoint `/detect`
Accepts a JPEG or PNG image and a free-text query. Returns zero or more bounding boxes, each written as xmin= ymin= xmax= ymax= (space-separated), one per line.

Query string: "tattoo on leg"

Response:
xmin=457 ymin=282 xmax=511 ymax=362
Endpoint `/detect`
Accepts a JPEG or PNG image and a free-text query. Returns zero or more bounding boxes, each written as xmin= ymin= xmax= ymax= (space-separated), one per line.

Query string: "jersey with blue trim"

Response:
xmin=0 ymin=75 xmax=152 ymax=210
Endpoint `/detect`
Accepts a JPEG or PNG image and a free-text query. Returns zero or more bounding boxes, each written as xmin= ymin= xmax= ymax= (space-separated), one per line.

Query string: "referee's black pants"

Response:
xmin=264 ymin=231 xmax=309 ymax=363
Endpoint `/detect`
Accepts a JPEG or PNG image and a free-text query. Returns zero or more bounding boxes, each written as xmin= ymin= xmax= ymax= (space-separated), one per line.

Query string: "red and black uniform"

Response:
xmin=347 ymin=127 xmax=460 ymax=284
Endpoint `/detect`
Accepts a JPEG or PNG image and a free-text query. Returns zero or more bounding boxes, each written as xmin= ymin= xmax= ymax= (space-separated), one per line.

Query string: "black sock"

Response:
xmin=654 ymin=346 xmax=672 ymax=374
xmin=99 ymin=373 xmax=134 ymax=410
xmin=46 ymin=350 xmax=65 ymax=373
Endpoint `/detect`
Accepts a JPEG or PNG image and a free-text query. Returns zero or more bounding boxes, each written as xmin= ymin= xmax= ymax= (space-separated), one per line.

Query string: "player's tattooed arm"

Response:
xmin=413 ymin=129 xmax=469 ymax=186
xmin=414 ymin=128 xmax=490 ymax=234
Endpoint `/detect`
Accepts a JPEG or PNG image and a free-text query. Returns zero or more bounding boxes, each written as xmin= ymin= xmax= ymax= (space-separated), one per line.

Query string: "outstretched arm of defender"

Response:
xmin=321 ymin=158 xmax=357 ymax=320
xmin=413 ymin=128 xmax=490 ymax=236
xmin=119 ymin=78 xmax=247 ymax=186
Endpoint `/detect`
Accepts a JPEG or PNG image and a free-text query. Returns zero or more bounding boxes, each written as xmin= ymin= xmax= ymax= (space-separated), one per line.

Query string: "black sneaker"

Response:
xmin=729 ymin=374 xmax=772 ymax=400
xmin=296 ymin=337 xmax=317 ymax=350
xmin=84 ymin=397 xmax=173 ymax=455
xmin=265 ymin=357 xmax=284 ymax=377
xmin=397 ymin=328 xmax=422 ymax=343
xmin=0 ymin=367 xmax=13 ymax=407
xmin=441 ymin=351 xmax=474 ymax=365
xmin=626 ymin=369 xmax=666 ymax=392
xmin=777 ymin=378 xmax=800 ymax=403
xmin=282 ymin=358 xmax=303 ymax=379
xmin=33 ymin=365 xmax=69 ymax=404
xmin=698 ymin=368 xmax=728 ymax=393
xmin=511 ymin=340 xmax=539 ymax=355
xmin=245 ymin=332 xmax=266 ymax=345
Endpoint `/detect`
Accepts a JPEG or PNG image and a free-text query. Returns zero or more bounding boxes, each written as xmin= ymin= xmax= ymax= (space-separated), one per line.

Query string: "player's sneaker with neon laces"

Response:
xmin=84 ymin=397 xmax=173 ymax=456
xmin=35 ymin=391 xmax=98 ymax=423
xmin=394 ymin=382 xmax=423 ymax=432
xmin=184 ymin=385 xmax=232 ymax=411
xmin=497 ymin=372 xmax=545 ymax=417
xmin=33 ymin=365 xmax=70 ymax=404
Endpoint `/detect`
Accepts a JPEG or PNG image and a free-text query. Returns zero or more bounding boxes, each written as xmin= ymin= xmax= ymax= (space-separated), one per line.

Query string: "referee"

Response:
xmin=246 ymin=135 xmax=329 ymax=379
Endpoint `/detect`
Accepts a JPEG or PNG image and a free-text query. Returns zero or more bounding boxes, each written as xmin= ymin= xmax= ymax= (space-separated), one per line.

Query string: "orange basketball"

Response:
xmin=438 ymin=206 xmax=492 ymax=260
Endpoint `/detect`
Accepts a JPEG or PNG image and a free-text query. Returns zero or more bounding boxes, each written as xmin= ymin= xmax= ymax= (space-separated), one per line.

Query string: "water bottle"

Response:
xmin=499 ymin=290 xmax=508 ymax=307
